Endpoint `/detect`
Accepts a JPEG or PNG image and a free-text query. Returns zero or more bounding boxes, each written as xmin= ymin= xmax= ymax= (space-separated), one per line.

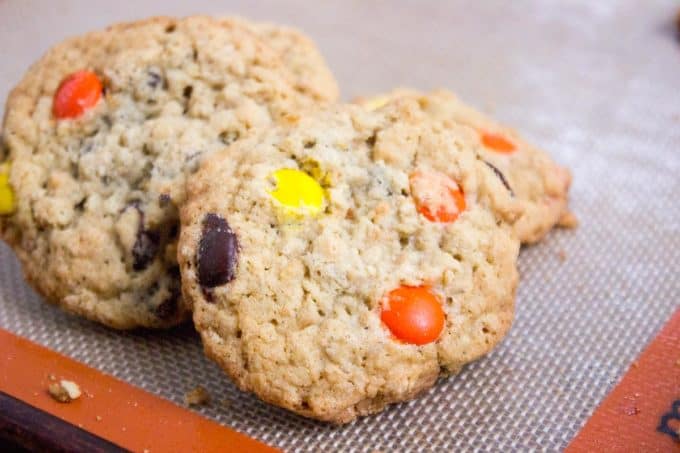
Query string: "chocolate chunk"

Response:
xmin=159 ymin=193 xmax=172 ymax=206
xmin=148 ymin=70 xmax=162 ymax=89
xmin=197 ymin=213 xmax=238 ymax=288
xmin=129 ymin=201 xmax=160 ymax=271
xmin=156 ymin=287 xmax=180 ymax=320
xmin=484 ymin=161 xmax=514 ymax=196
xmin=132 ymin=229 xmax=160 ymax=271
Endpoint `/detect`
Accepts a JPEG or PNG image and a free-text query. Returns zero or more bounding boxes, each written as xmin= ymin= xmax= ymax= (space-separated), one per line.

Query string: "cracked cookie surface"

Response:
xmin=178 ymin=100 xmax=519 ymax=423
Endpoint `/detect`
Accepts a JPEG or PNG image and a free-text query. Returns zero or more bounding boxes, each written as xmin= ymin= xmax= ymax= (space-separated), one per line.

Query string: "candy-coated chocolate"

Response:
xmin=53 ymin=70 xmax=103 ymax=119
xmin=480 ymin=131 xmax=516 ymax=153
xmin=409 ymin=171 xmax=466 ymax=223
xmin=269 ymin=168 xmax=325 ymax=216
xmin=0 ymin=163 xmax=15 ymax=215
xmin=381 ymin=285 xmax=445 ymax=345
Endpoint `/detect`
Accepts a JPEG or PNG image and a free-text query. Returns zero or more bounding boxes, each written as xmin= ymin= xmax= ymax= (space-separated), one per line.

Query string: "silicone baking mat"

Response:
xmin=1 ymin=0 xmax=679 ymax=450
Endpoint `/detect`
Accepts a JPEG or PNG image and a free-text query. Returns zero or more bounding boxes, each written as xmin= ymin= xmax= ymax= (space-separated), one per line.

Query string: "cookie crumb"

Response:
xmin=96 ymin=415 xmax=102 ymax=422
xmin=675 ymin=358 xmax=680 ymax=367
xmin=48 ymin=380 xmax=81 ymax=403
xmin=184 ymin=386 xmax=210 ymax=406
xmin=631 ymin=361 xmax=639 ymax=369
xmin=623 ymin=405 xmax=640 ymax=416
xmin=557 ymin=211 xmax=578 ymax=229
xmin=47 ymin=374 xmax=57 ymax=381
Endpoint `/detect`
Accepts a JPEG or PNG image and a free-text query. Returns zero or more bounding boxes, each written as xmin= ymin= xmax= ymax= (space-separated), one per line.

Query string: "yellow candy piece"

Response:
xmin=361 ymin=94 xmax=390 ymax=111
xmin=0 ymin=163 xmax=15 ymax=215
xmin=269 ymin=168 xmax=325 ymax=216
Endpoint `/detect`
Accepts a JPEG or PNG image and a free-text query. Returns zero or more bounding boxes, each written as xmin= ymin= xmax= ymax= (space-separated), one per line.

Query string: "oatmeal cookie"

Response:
xmin=178 ymin=100 xmax=519 ymax=422
xmin=357 ymin=89 xmax=573 ymax=243
xmin=0 ymin=16 xmax=335 ymax=328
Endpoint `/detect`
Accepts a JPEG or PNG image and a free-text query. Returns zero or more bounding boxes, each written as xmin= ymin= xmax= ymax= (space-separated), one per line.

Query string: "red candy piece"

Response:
xmin=409 ymin=171 xmax=466 ymax=223
xmin=480 ymin=131 xmax=516 ymax=153
xmin=380 ymin=285 xmax=445 ymax=345
xmin=53 ymin=70 xmax=103 ymax=119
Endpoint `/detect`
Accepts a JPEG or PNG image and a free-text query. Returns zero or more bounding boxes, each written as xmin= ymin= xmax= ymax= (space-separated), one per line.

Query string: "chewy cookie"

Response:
xmin=0 ymin=16 xmax=337 ymax=329
xmin=358 ymin=89 xmax=574 ymax=243
xmin=178 ymin=100 xmax=520 ymax=423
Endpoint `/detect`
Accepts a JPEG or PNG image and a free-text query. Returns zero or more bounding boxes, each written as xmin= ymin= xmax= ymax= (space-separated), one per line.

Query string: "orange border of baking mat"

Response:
xmin=0 ymin=328 xmax=278 ymax=452
xmin=567 ymin=307 xmax=680 ymax=452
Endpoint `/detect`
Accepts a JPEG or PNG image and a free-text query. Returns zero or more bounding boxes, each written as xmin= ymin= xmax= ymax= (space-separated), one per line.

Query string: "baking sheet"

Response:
xmin=1 ymin=0 xmax=679 ymax=450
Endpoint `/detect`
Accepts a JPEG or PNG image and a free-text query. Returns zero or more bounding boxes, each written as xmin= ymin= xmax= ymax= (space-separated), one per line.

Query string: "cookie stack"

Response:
xmin=0 ymin=16 xmax=573 ymax=423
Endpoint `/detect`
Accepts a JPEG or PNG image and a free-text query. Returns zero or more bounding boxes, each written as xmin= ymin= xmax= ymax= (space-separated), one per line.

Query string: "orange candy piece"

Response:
xmin=53 ymin=70 xmax=103 ymax=119
xmin=409 ymin=171 xmax=466 ymax=223
xmin=480 ymin=131 xmax=516 ymax=153
xmin=381 ymin=286 xmax=445 ymax=345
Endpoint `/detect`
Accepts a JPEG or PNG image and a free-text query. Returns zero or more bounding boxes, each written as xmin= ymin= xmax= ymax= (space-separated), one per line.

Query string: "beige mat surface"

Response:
xmin=1 ymin=1 xmax=679 ymax=450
